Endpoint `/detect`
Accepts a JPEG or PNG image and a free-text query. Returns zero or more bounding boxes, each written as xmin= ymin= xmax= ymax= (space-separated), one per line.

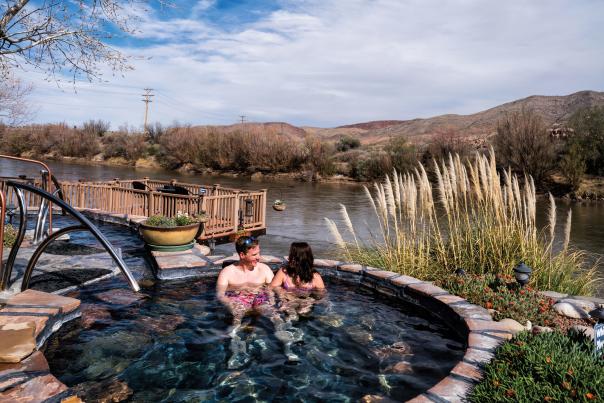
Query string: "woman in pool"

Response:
xmin=269 ymin=242 xmax=325 ymax=362
xmin=270 ymin=242 xmax=325 ymax=291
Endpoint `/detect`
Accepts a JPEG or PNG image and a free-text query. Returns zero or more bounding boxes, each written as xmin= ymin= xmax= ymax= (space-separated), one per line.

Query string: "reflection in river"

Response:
xmin=1 ymin=158 xmax=602 ymax=295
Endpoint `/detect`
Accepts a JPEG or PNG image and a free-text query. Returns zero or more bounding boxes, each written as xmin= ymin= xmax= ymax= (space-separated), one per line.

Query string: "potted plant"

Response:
xmin=272 ymin=199 xmax=286 ymax=211
xmin=139 ymin=211 xmax=203 ymax=251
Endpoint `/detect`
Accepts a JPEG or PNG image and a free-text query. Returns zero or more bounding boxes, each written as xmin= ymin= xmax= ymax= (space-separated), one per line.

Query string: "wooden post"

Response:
xmin=148 ymin=191 xmax=153 ymax=217
xmin=260 ymin=189 xmax=267 ymax=228
xmin=233 ymin=192 xmax=240 ymax=233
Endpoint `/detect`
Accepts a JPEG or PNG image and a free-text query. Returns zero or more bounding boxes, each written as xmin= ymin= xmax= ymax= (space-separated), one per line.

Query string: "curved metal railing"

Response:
xmin=0 ymin=181 xmax=140 ymax=292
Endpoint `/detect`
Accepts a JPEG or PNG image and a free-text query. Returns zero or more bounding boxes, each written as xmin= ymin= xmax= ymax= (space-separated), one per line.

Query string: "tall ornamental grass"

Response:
xmin=326 ymin=150 xmax=599 ymax=295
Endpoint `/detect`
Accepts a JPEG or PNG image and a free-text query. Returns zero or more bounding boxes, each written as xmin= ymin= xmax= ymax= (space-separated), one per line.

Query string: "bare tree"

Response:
xmin=494 ymin=108 xmax=556 ymax=186
xmin=0 ymin=1 xmax=166 ymax=81
xmin=0 ymin=72 xmax=32 ymax=124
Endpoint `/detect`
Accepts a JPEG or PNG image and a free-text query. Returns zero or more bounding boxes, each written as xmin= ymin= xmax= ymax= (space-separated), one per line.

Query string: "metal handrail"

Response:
xmin=0 ymin=189 xmax=5 ymax=282
xmin=0 ymin=155 xmax=54 ymax=234
xmin=0 ymin=181 xmax=140 ymax=292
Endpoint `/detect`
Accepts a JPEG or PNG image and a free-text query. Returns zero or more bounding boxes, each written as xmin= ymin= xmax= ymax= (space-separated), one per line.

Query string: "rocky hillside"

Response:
xmin=321 ymin=90 xmax=604 ymax=146
xmin=191 ymin=91 xmax=604 ymax=147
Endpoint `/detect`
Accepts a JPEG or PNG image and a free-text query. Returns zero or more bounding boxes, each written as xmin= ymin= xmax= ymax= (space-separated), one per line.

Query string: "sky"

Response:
xmin=18 ymin=0 xmax=604 ymax=129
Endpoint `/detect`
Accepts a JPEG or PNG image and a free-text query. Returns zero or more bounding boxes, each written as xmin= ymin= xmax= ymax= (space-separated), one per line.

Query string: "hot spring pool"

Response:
xmin=44 ymin=276 xmax=465 ymax=402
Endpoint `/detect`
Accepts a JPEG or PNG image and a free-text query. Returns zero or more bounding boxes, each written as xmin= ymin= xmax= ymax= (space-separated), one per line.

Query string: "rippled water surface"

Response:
xmin=45 ymin=277 xmax=465 ymax=402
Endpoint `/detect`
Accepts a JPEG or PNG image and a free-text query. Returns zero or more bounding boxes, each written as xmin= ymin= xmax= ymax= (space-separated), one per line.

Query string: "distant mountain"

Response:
xmin=321 ymin=90 xmax=604 ymax=146
xmin=191 ymin=91 xmax=604 ymax=147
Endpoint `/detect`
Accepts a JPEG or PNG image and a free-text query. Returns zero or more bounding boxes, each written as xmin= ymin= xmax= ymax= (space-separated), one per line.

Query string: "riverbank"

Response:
xmin=31 ymin=154 xmax=362 ymax=184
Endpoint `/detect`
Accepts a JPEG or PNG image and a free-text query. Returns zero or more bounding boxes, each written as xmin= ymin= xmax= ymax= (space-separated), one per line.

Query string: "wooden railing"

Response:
xmin=1 ymin=171 xmax=267 ymax=241
xmin=58 ymin=179 xmax=267 ymax=240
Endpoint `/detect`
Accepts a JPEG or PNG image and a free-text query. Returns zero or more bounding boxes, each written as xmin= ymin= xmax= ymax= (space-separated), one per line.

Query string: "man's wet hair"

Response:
xmin=235 ymin=236 xmax=258 ymax=255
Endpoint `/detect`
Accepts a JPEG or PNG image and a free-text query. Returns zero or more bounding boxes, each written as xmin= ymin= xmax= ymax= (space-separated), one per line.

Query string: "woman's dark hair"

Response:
xmin=285 ymin=242 xmax=315 ymax=284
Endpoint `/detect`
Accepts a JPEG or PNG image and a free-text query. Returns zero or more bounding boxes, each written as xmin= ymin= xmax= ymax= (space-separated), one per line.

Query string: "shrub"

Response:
xmin=102 ymin=131 xmax=147 ymax=161
xmin=568 ymin=106 xmax=604 ymax=176
xmin=350 ymin=152 xmax=391 ymax=181
xmin=494 ymin=108 xmax=556 ymax=186
xmin=336 ymin=136 xmax=361 ymax=152
xmin=436 ymin=273 xmax=557 ymax=326
xmin=469 ymin=331 xmax=604 ymax=402
xmin=2 ymin=224 xmax=17 ymax=247
xmin=81 ymin=119 xmax=110 ymax=137
xmin=560 ymin=142 xmax=587 ymax=191
xmin=426 ymin=127 xmax=472 ymax=161
xmin=326 ymin=150 xmax=599 ymax=295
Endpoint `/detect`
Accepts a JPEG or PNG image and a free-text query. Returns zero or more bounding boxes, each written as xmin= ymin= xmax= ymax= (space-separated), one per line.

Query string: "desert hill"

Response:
xmin=315 ymin=90 xmax=604 ymax=146
xmin=191 ymin=91 xmax=604 ymax=147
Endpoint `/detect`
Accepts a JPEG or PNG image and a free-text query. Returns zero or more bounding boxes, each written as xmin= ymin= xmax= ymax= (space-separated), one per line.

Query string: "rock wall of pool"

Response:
xmin=1 ymin=262 xmax=510 ymax=402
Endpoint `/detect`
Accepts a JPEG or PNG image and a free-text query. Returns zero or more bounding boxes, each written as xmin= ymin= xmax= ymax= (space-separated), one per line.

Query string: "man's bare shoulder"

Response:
xmin=218 ymin=263 xmax=239 ymax=278
xmin=257 ymin=262 xmax=272 ymax=272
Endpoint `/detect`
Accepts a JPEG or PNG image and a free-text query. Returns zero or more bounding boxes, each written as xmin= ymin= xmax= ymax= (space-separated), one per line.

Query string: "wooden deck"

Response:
xmin=1 ymin=176 xmax=267 ymax=243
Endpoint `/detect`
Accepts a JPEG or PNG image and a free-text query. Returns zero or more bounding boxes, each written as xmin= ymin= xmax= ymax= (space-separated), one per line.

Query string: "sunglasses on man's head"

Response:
xmin=242 ymin=237 xmax=257 ymax=245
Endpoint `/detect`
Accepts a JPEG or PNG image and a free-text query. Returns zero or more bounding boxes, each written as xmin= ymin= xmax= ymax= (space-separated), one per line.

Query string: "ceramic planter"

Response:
xmin=139 ymin=222 xmax=201 ymax=247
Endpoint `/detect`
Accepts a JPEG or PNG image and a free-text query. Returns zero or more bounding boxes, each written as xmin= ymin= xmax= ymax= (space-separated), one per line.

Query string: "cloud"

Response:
xmin=21 ymin=0 xmax=604 ymax=128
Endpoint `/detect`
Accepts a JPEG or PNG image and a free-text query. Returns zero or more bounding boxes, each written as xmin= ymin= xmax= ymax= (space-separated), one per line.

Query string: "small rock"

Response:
xmin=95 ymin=289 xmax=146 ymax=306
xmin=80 ymin=304 xmax=112 ymax=329
xmin=525 ymin=320 xmax=532 ymax=331
xmin=539 ymin=291 xmax=568 ymax=301
xmin=487 ymin=309 xmax=497 ymax=316
xmin=569 ymin=325 xmax=595 ymax=341
xmin=251 ymin=172 xmax=263 ymax=181
xmin=498 ymin=318 xmax=525 ymax=335
xmin=384 ymin=360 xmax=413 ymax=374
xmin=194 ymin=244 xmax=211 ymax=256
xmin=0 ymin=322 xmax=36 ymax=363
xmin=532 ymin=325 xmax=553 ymax=335
xmin=553 ymin=302 xmax=591 ymax=319
xmin=559 ymin=298 xmax=596 ymax=312
xmin=71 ymin=378 xmax=133 ymax=403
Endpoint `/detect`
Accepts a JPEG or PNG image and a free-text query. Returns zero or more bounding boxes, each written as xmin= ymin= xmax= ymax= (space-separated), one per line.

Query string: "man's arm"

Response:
xmin=216 ymin=268 xmax=232 ymax=308
xmin=264 ymin=264 xmax=275 ymax=284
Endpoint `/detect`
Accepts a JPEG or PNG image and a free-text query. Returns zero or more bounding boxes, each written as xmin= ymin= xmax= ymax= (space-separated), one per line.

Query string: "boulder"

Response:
xmin=497 ymin=318 xmax=525 ymax=335
xmin=0 ymin=322 xmax=36 ymax=363
xmin=569 ymin=325 xmax=595 ymax=341
xmin=559 ymin=298 xmax=596 ymax=312
xmin=553 ymin=302 xmax=591 ymax=319
xmin=532 ymin=325 xmax=553 ymax=335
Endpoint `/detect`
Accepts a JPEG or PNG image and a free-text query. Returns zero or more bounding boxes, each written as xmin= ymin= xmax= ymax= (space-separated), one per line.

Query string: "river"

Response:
xmin=1 ymin=159 xmax=603 ymax=295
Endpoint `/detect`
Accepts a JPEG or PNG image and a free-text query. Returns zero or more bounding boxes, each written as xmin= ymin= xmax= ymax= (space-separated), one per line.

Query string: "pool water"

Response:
xmin=45 ymin=277 xmax=465 ymax=402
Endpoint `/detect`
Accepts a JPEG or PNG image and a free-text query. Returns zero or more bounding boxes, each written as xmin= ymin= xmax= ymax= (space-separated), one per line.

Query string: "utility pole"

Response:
xmin=239 ymin=115 xmax=247 ymax=135
xmin=142 ymin=88 xmax=154 ymax=132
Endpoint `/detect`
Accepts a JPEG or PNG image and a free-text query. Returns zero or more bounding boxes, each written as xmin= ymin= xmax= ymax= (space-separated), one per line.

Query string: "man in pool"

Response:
xmin=216 ymin=235 xmax=274 ymax=313
xmin=216 ymin=236 xmax=275 ymax=368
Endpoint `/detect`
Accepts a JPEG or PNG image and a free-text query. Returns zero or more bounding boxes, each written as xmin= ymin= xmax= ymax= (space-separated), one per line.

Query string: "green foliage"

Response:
xmin=2 ymin=224 xmax=17 ymax=247
xmin=350 ymin=152 xmax=390 ymax=181
xmin=568 ymin=106 xmax=604 ymax=176
xmin=436 ymin=274 xmax=557 ymax=326
xmin=144 ymin=215 xmax=175 ymax=227
xmin=336 ymin=136 xmax=361 ymax=152
xmin=560 ymin=142 xmax=587 ymax=191
xmin=144 ymin=213 xmax=199 ymax=227
xmin=469 ymin=331 xmax=604 ymax=402
xmin=385 ymin=136 xmax=416 ymax=174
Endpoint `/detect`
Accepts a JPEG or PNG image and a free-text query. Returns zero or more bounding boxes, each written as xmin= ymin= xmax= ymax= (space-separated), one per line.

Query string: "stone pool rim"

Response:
xmin=1 ymin=256 xmax=509 ymax=402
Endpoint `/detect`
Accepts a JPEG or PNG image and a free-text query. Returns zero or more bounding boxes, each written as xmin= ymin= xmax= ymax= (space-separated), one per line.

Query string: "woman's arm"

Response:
xmin=313 ymin=272 xmax=325 ymax=289
xmin=270 ymin=268 xmax=285 ymax=288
